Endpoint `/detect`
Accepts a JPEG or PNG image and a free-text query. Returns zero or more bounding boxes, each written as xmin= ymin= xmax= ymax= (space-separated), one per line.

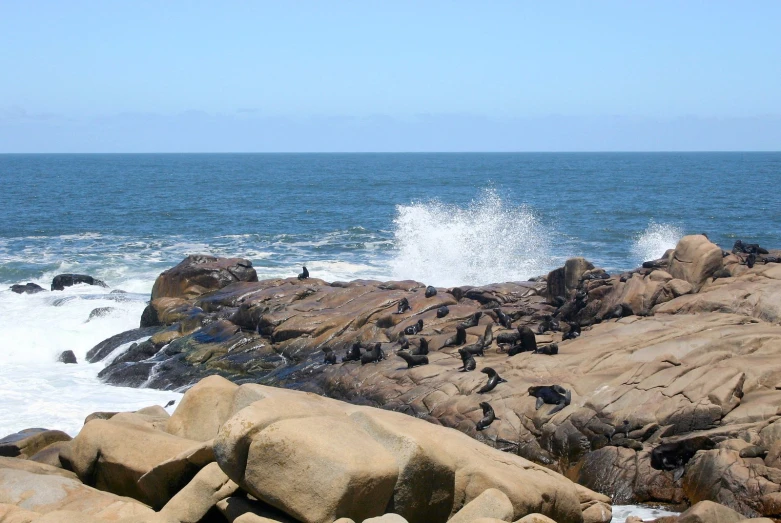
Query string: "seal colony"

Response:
xmin=39 ymin=234 xmax=781 ymax=520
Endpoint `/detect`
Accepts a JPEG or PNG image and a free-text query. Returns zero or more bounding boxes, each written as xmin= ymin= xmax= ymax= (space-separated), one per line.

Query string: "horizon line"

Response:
xmin=2 ymin=150 xmax=780 ymax=155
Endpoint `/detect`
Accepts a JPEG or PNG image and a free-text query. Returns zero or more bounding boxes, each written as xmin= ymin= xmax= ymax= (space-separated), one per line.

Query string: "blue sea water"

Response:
xmin=0 ymin=152 xmax=779 ymax=437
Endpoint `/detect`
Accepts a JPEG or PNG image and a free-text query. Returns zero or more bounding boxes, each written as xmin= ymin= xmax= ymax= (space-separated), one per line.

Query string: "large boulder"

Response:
xmin=151 ymin=255 xmax=258 ymax=300
xmin=10 ymin=282 xmax=44 ymax=294
xmin=166 ymin=375 xmax=239 ymax=442
xmin=62 ymin=417 xmax=205 ymax=506
xmin=448 ymin=488 xmax=513 ymax=523
xmin=667 ymin=235 xmax=724 ymax=292
xmin=158 ymin=462 xmax=238 ymax=523
xmin=0 ymin=457 xmax=153 ymax=520
xmin=677 ymin=500 xmax=745 ymax=523
xmin=0 ymin=429 xmax=71 ymax=459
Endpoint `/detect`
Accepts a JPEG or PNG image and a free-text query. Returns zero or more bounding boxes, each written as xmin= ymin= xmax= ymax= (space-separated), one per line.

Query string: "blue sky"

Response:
xmin=1 ymin=1 xmax=780 ymax=151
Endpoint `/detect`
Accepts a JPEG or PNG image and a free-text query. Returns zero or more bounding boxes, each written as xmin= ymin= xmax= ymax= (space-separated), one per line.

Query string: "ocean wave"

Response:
xmin=631 ymin=221 xmax=684 ymax=265
xmin=389 ymin=188 xmax=554 ymax=286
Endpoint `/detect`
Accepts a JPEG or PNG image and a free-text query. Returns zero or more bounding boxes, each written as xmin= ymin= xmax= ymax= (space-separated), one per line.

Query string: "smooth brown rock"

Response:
xmin=166 ymin=375 xmax=239 ymax=441
xmin=0 ymin=429 xmax=71 ymax=459
xmin=667 ymin=235 xmax=724 ymax=292
xmin=448 ymin=488 xmax=514 ymax=523
xmin=137 ymin=439 xmax=215 ymax=509
xmin=0 ymin=503 xmax=40 ymax=523
xmin=28 ymin=440 xmax=71 ymax=469
xmin=151 ymin=254 xmax=257 ymax=300
xmin=514 ymin=515 xmax=557 ymax=523
xmin=158 ymin=462 xmax=238 ymax=523
xmin=65 ymin=418 xmax=204 ymax=505
xmin=677 ymin=500 xmax=744 ymax=523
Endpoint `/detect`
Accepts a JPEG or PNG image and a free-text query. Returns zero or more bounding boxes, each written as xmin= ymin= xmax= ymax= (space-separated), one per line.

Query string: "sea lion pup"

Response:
xmin=528 ymin=385 xmax=571 ymax=415
xmin=443 ymin=325 xmax=467 ymax=347
xmin=562 ymin=321 xmax=581 ymax=340
xmin=396 ymin=297 xmax=411 ymax=314
xmin=493 ymin=308 xmax=512 ymax=329
xmin=448 ymin=287 xmax=464 ymax=301
xmin=508 ymin=326 xmax=536 ymax=356
xmin=650 ymin=435 xmax=715 ymax=481
xmin=764 ymin=256 xmax=781 ymax=264
xmin=534 ymin=343 xmax=558 ymax=355
xmin=551 ymin=295 xmax=566 ymax=308
xmin=476 ymin=402 xmax=500 ymax=431
xmin=323 ymin=347 xmax=337 ymax=365
xmin=436 ymin=305 xmax=450 ymax=318
xmin=459 ymin=311 xmax=482 ymax=329
xmin=461 ymin=336 xmax=485 ymax=357
xmin=602 ymin=303 xmax=632 ymax=322
xmin=457 ymin=348 xmax=476 ymax=372
xmin=745 ymin=253 xmax=757 ymax=268
xmin=342 ymin=342 xmax=362 ymax=363
xmin=411 ymin=337 xmax=429 ymax=356
xmin=361 ymin=343 xmax=384 ymax=365
xmin=397 ymin=351 xmax=429 ymax=368
xmin=478 ymin=367 xmax=507 ymax=394
xmin=425 ymin=285 xmax=437 ymax=298
xmin=404 ymin=319 xmax=424 ymax=336
xmin=297 ymin=266 xmax=309 ymax=280
xmin=537 ymin=315 xmax=559 ymax=334
xmin=397 ymin=335 xmax=410 ymax=351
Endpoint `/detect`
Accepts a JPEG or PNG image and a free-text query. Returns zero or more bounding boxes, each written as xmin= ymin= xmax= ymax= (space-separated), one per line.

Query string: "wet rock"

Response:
xmin=85 ymin=325 xmax=163 ymax=363
xmin=58 ymin=350 xmax=77 ymax=363
xmin=51 ymin=274 xmax=107 ymax=291
xmin=86 ymin=306 xmax=116 ymax=321
xmin=9 ymin=282 xmax=44 ymax=294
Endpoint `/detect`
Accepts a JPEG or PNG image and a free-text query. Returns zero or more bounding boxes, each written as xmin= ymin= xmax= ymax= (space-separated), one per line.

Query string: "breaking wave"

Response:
xmin=389 ymin=189 xmax=553 ymax=287
xmin=631 ymin=221 xmax=684 ymax=265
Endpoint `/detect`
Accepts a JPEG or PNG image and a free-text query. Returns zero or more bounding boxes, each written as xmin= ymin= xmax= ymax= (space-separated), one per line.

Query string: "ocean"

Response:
xmin=1 ymin=152 xmax=778 ymax=519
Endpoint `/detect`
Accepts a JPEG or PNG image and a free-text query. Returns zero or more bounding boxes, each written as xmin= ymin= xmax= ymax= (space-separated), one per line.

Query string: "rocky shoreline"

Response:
xmin=3 ymin=234 xmax=781 ymax=522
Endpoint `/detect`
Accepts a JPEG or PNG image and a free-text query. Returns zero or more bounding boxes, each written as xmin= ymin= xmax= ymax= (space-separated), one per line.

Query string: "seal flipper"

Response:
xmin=535 ymin=397 xmax=544 ymax=410
xmin=548 ymin=401 xmax=566 ymax=415
xmin=673 ymin=466 xmax=686 ymax=482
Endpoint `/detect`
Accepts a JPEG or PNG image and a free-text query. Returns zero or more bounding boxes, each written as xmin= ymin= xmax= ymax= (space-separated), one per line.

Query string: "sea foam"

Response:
xmin=631 ymin=221 xmax=684 ymax=266
xmin=389 ymin=189 xmax=553 ymax=287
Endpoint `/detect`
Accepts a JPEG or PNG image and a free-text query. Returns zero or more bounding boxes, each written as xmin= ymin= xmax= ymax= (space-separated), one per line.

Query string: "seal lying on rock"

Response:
xmin=650 ymin=435 xmax=715 ymax=481
xmin=528 ymin=385 xmax=571 ymax=415
xmin=508 ymin=326 xmax=536 ymax=356
xmin=404 ymin=319 xmax=423 ymax=336
xmin=494 ymin=308 xmax=512 ymax=329
xmin=476 ymin=402 xmax=499 ymax=431
xmin=534 ymin=343 xmax=558 ymax=355
xmin=537 ymin=315 xmax=559 ymax=334
xmin=396 ymin=297 xmax=411 ymax=314
xmin=297 ymin=266 xmax=309 ymax=280
xmin=478 ymin=368 xmax=507 ymax=394
xmin=436 ymin=305 xmax=449 ymax=318
xmin=733 ymin=239 xmax=768 ymax=255
xmin=425 ymin=285 xmax=437 ymax=298
xmin=323 ymin=347 xmax=337 ymax=365
xmin=562 ymin=321 xmax=581 ymax=340
xmin=360 ymin=343 xmax=385 ymax=365
xmin=397 ymin=351 xmax=428 ymax=368
xmin=457 ymin=348 xmax=476 ymax=372
xmin=342 ymin=342 xmax=362 ymax=363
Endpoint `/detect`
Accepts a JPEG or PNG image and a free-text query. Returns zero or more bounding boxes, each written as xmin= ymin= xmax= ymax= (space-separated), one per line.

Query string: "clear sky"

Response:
xmin=1 ymin=1 xmax=780 ymax=152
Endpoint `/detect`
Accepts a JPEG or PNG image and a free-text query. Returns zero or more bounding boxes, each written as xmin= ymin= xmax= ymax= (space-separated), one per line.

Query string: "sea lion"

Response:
xmin=164 ymin=400 xmax=176 ymax=408
xmin=443 ymin=325 xmax=467 ymax=347
xmin=508 ymin=326 xmax=536 ymax=356
xmin=562 ymin=321 xmax=581 ymax=340
xmin=398 ymin=335 xmax=410 ymax=351
xmin=323 ymin=347 xmax=337 ymax=365
xmin=404 ymin=319 xmax=423 ymax=336
xmin=496 ymin=330 xmax=520 ymax=345
xmin=733 ymin=240 xmax=769 ymax=255
xmin=436 ymin=305 xmax=450 ymax=318
xmin=603 ymin=303 xmax=632 ymax=321
xmin=461 ymin=338 xmax=485 ymax=357
xmin=457 ymin=348 xmax=476 ymax=372
xmin=448 ymin=287 xmax=464 ymax=301
xmin=412 ymin=337 xmax=429 ymax=356
xmin=476 ymin=402 xmax=500 ymax=431
xmin=397 ymin=351 xmax=429 ymax=368
xmin=425 ymin=285 xmax=437 ymax=298
xmin=712 ymin=267 xmax=732 ymax=279
xmin=537 ymin=315 xmax=559 ymax=334
xmin=459 ymin=311 xmax=482 ymax=329
xmin=764 ymin=256 xmax=781 ymax=264
xmin=297 ymin=266 xmax=309 ymax=280
xmin=739 ymin=446 xmax=768 ymax=459
xmin=650 ymin=436 xmax=715 ymax=480
xmin=397 ymin=297 xmax=411 ymax=314
xmin=342 ymin=342 xmax=362 ymax=363
xmin=478 ymin=367 xmax=507 ymax=394
xmin=493 ymin=308 xmax=512 ymax=329
xmin=482 ymin=324 xmax=493 ymax=348
xmin=745 ymin=253 xmax=756 ymax=268
xmin=534 ymin=343 xmax=558 ymax=355
xmin=528 ymin=385 xmax=571 ymax=415
xmin=551 ymin=295 xmax=566 ymax=308
xmin=361 ymin=343 xmax=384 ymax=365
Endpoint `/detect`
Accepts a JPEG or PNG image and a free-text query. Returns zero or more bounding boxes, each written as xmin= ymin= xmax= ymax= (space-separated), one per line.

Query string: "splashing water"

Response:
xmin=631 ymin=221 xmax=684 ymax=265
xmin=389 ymin=189 xmax=553 ymax=287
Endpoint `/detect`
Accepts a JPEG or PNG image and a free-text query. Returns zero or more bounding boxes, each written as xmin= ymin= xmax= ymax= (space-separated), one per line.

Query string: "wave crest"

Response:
xmin=631 ymin=221 xmax=683 ymax=264
xmin=389 ymin=189 xmax=552 ymax=286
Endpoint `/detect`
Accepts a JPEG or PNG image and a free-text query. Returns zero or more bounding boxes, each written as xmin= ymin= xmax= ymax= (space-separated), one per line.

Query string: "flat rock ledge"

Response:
xmin=47 ymin=234 xmax=781 ymax=520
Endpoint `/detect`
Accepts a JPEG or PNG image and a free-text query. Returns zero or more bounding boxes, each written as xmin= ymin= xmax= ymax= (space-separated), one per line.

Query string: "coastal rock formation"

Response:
xmin=0 ymin=379 xmax=610 ymax=523
xmin=150 ymin=254 xmax=258 ymax=301
xmin=65 ymin=237 xmax=781 ymax=518
xmin=51 ymin=274 xmax=108 ymax=291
